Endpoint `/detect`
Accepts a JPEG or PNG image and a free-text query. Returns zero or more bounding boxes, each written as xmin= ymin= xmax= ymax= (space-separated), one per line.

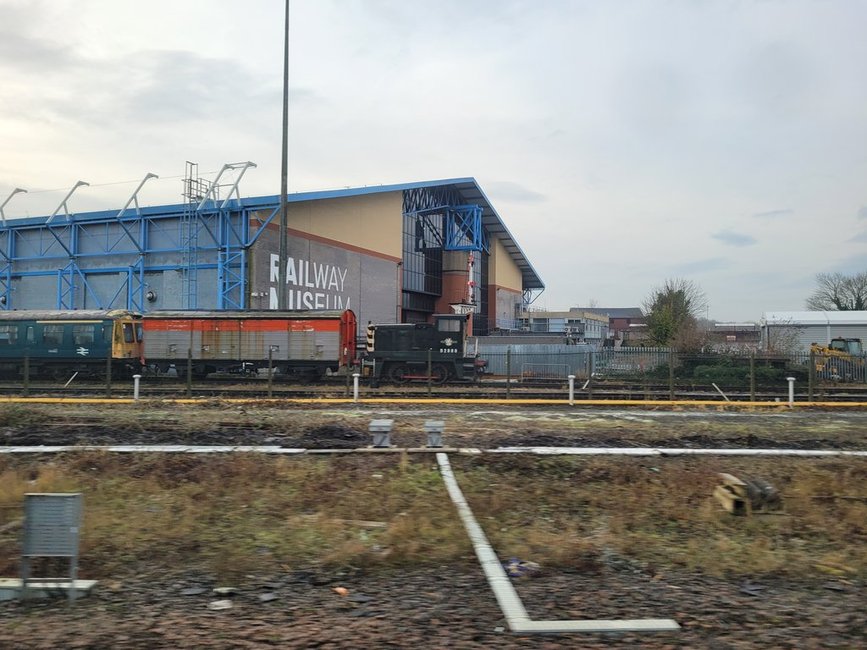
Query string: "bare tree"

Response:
xmin=642 ymin=278 xmax=709 ymax=350
xmin=806 ymin=272 xmax=867 ymax=311
xmin=765 ymin=319 xmax=805 ymax=355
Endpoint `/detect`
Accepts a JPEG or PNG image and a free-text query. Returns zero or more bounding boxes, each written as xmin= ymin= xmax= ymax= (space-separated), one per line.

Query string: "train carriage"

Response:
xmin=142 ymin=309 xmax=357 ymax=378
xmin=0 ymin=310 xmax=142 ymax=378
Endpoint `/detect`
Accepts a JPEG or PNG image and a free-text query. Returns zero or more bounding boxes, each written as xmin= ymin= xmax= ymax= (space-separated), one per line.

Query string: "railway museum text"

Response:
xmin=269 ymin=254 xmax=351 ymax=310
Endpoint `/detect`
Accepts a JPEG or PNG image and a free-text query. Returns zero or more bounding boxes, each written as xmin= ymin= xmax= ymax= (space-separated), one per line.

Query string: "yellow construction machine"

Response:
xmin=811 ymin=337 xmax=864 ymax=381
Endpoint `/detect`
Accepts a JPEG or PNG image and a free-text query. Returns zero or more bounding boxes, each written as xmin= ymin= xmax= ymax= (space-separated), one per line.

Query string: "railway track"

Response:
xmin=0 ymin=379 xmax=865 ymax=401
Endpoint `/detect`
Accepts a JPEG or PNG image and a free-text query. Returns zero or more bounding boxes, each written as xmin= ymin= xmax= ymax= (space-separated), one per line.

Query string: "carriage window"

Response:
xmin=0 ymin=325 xmax=17 ymax=344
xmin=42 ymin=324 xmax=64 ymax=346
xmin=437 ymin=319 xmax=461 ymax=332
xmin=123 ymin=323 xmax=134 ymax=343
xmin=103 ymin=324 xmax=112 ymax=343
xmin=72 ymin=325 xmax=95 ymax=346
xmin=26 ymin=326 xmax=34 ymax=344
xmin=136 ymin=323 xmax=144 ymax=342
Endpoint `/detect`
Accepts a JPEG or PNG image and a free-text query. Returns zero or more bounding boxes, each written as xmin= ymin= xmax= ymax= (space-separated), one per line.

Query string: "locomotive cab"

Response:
xmin=112 ymin=314 xmax=144 ymax=363
xmin=367 ymin=313 xmax=483 ymax=385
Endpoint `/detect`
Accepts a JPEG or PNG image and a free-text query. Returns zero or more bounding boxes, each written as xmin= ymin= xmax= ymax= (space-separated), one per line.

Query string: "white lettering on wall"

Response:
xmin=269 ymin=253 xmax=351 ymax=311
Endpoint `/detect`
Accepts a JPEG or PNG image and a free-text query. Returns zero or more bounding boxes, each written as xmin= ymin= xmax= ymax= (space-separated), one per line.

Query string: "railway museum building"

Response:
xmin=0 ymin=178 xmax=543 ymax=336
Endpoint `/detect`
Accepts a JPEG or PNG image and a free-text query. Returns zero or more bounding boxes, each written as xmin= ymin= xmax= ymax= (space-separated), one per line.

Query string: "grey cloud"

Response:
xmin=671 ymin=257 xmax=730 ymax=275
xmin=850 ymin=230 xmax=867 ymax=244
xmin=123 ymin=51 xmax=275 ymax=123
xmin=857 ymin=206 xmax=867 ymax=219
xmin=711 ymin=230 xmax=756 ymax=247
xmin=3 ymin=45 xmax=277 ymax=129
xmin=752 ymin=209 xmax=792 ymax=219
xmin=289 ymin=87 xmax=324 ymax=105
xmin=734 ymin=42 xmax=819 ymax=115
xmin=485 ymin=181 xmax=546 ymax=204
xmin=826 ymin=254 xmax=867 ymax=275
xmin=0 ymin=30 xmax=78 ymax=73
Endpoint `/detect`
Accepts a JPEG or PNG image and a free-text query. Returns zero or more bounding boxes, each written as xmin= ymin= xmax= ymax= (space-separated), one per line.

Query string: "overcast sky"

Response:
xmin=1 ymin=0 xmax=866 ymax=321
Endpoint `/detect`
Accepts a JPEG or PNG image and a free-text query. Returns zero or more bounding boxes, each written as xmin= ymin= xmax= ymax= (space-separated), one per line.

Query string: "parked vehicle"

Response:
xmin=0 ymin=308 xmax=483 ymax=384
xmin=141 ymin=309 xmax=357 ymax=378
xmin=365 ymin=313 xmax=485 ymax=385
xmin=811 ymin=337 xmax=864 ymax=381
xmin=0 ymin=309 xmax=142 ymax=378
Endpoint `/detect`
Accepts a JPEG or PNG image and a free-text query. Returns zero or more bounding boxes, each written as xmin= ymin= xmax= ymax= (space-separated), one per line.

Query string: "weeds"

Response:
xmin=456 ymin=455 xmax=867 ymax=579
xmin=0 ymin=404 xmax=47 ymax=428
xmin=0 ymin=452 xmax=864 ymax=581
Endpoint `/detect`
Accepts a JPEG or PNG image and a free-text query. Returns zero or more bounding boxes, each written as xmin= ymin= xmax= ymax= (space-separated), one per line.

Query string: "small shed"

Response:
xmin=760 ymin=311 xmax=867 ymax=353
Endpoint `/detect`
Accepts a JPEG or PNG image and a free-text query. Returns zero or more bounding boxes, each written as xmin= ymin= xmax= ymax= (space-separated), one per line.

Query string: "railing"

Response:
xmin=2 ymin=348 xmax=864 ymax=402
xmin=477 ymin=346 xmax=867 ymax=390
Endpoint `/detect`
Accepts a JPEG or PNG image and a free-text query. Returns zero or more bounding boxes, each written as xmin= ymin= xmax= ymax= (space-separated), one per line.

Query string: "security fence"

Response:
xmin=477 ymin=345 xmax=867 ymax=389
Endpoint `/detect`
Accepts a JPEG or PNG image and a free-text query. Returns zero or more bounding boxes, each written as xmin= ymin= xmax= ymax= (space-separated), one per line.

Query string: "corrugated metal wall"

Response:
xmin=764 ymin=323 xmax=867 ymax=352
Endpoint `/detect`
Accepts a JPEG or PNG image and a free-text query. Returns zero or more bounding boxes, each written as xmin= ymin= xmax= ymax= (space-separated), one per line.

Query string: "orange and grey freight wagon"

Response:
xmin=141 ymin=309 xmax=357 ymax=378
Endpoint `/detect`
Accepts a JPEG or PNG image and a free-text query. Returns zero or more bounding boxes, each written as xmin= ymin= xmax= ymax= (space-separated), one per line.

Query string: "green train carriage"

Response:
xmin=0 ymin=310 xmax=143 ymax=378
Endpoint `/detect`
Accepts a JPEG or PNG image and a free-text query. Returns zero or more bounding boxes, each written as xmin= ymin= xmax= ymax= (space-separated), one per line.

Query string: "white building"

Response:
xmin=760 ymin=311 xmax=867 ymax=353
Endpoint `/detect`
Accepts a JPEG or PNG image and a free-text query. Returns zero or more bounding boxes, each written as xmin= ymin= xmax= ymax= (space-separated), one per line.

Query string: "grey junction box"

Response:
xmin=21 ymin=493 xmax=83 ymax=604
xmin=369 ymin=419 xmax=394 ymax=448
xmin=424 ymin=420 xmax=445 ymax=448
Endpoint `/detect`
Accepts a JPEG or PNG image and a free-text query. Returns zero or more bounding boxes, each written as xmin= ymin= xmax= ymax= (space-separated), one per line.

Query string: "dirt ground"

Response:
xmin=0 ymin=565 xmax=863 ymax=649
xmin=2 ymin=402 xmax=867 ymax=450
xmin=0 ymin=403 xmax=865 ymax=648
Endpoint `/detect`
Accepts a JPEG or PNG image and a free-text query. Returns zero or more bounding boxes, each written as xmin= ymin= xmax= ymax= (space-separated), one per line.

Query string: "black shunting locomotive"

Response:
xmin=365 ymin=313 xmax=485 ymax=385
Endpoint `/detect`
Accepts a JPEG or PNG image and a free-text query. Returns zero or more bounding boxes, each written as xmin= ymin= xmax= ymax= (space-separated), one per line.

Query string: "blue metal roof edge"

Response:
xmin=1 ymin=178 xmax=477 ymax=228
xmin=4 ymin=176 xmax=544 ymax=290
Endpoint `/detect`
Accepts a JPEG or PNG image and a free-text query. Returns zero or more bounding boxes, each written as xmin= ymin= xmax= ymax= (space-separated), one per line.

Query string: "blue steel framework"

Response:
xmin=401 ymin=186 xmax=491 ymax=328
xmin=402 ymin=186 xmax=489 ymax=254
xmin=0 ymin=199 xmax=281 ymax=312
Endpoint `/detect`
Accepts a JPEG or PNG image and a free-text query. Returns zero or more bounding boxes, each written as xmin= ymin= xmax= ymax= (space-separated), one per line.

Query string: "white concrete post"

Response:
xmin=133 ymin=374 xmax=142 ymax=401
xmin=568 ymin=374 xmax=576 ymax=406
xmin=352 ymin=372 xmax=360 ymax=403
xmin=786 ymin=376 xmax=796 ymax=406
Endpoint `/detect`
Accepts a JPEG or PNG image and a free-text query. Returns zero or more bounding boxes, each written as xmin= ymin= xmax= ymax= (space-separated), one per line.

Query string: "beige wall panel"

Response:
xmin=491 ymin=237 xmax=523 ymax=291
xmin=285 ymin=192 xmax=403 ymax=259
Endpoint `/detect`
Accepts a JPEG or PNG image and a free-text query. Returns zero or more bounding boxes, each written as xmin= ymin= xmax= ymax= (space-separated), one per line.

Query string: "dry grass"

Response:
xmin=0 ymin=453 xmax=466 ymax=579
xmin=0 ymin=451 xmax=865 ymax=582
xmin=456 ymin=455 xmax=867 ymax=579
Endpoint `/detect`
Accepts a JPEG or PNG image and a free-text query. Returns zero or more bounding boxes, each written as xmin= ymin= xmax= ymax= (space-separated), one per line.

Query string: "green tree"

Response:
xmin=642 ymin=278 xmax=708 ymax=348
xmin=806 ymin=272 xmax=867 ymax=311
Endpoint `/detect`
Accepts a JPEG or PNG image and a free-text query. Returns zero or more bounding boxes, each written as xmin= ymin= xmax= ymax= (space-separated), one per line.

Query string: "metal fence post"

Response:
xmin=807 ymin=350 xmax=815 ymax=402
xmin=643 ymin=365 xmax=650 ymax=401
xmin=506 ymin=347 xmax=511 ymax=400
xmin=22 ymin=356 xmax=30 ymax=397
xmin=186 ymin=348 xmax=193 ymax=398
xmin=568 ymin=374 xmax=575 ymax=406
xmin=586 ymin=353 xmax=593 ymax=400
xmin=105 ymin=354 xmax=112 ymax=398
xmin=268 ymin=347 xmax=274 ymax=398
xmin=750 ymin=352 xmax=756 ymax=402
xmin=427 ymin=348 xmax=432 ymax=397
xmin=133 ymin=374 xmax=141 ymax=401
xmin=787 ymin=376 xmax=796 ymax=407
xmin=353 ymin=372 xmax=360 ymax=403
xmin=668 ymin=349 xmax=675 ymax=401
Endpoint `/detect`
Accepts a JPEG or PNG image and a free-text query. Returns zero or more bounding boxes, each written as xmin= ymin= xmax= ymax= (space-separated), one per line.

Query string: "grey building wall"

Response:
xmin=494 ymin=288 xmax=522 ymax=330
xmin=763 ymin=323 xmax=867 ymax=353
xmin=250 ymin=227 xmax=399 ymax=336
xmin=760 ymin=311 xmax=867 ymax=353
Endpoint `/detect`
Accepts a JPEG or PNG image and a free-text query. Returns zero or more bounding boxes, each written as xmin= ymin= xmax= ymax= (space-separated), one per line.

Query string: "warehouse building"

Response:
xmin=0 ymin=174 xmax=543 ymax=336
xmin=761 ymin=310 xmax=867 ymax=353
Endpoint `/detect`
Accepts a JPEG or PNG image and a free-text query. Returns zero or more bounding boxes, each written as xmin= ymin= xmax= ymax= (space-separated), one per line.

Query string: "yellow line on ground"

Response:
xmin=0 ymin=397 xmax=865 ymax=408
